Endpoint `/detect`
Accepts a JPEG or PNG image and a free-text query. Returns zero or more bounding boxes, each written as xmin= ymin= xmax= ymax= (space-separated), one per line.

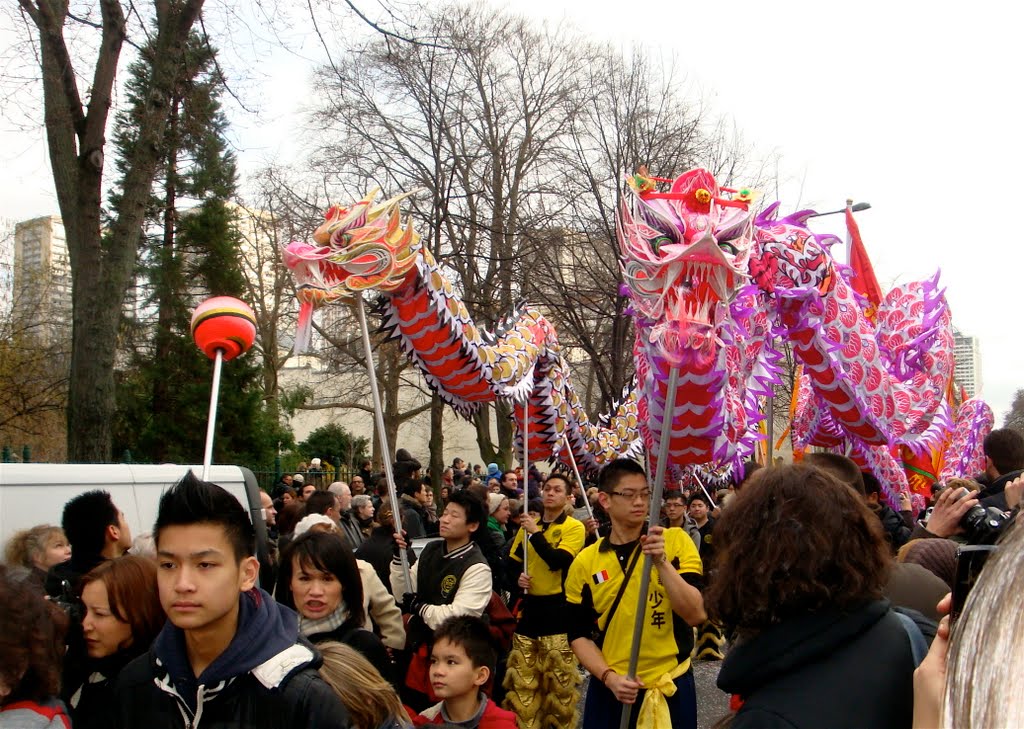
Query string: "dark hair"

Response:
xmin=983 ymin=428 xmax=1024 ymax=475
xmin=465 ymin=482 xmax=489 ymax=505
xmin=432 ymin=615 xmax=497 ymax=673
xmin=706 ymin=464 xmax=890 ymax=636
xmin=80 ymin=556 xmax=165 ymax=652
xmin=446 ymin=489 xmax=485 ymax=528
xmin=305 ymin=490 xmax=337 ymax=517
xmin=861 ymin=471 xmax=882 ymax=498
xmin=687 ymin=492 xmax=710 ymax=508
xmin=401 ymin=478 xmax=425 ymax=498
xmin=0 ymin=565 xmax=68 ymax=703
xmin=277 ymin=502 xmax=305 ymax=537
xmin=543 ymin=472 xmax=573 ymax=493
xmin=736 ymin=461 xmax=762 ymax=490
xmin=663 ymin=490 xmax=684 ymax=503
xmin=277 ymin=531 xmax=365 ymax=626
xmin=802 ymin=453 xmax=865 ymax=495
xmin=155 ymin=471 xmax=255 ymax=561
xmin=61 ymin=490 xmax=119 ymax=560
xmin=597 ymin=458 xmax=646 ymax=494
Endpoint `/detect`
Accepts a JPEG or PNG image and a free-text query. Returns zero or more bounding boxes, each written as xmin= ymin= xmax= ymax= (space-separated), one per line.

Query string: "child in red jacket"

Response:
xmin=413 ymin=616 xmax=518 ymax=729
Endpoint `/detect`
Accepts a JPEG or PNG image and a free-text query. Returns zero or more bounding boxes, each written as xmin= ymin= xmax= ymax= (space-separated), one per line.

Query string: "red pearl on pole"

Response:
xmin=191 ymin=296 xmax=257 ymax=361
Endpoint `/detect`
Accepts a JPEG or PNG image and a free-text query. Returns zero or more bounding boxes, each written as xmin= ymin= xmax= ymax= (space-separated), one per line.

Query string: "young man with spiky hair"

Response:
xmin=565 ymin=458 xmax=705 ymax=729
xmin=113 ymin=471 xmax=352 ymax=728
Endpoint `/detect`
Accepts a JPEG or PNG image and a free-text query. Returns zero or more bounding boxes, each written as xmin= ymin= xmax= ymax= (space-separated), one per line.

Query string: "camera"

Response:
xmin=960 ymin=504 xmax=1011 ymax=545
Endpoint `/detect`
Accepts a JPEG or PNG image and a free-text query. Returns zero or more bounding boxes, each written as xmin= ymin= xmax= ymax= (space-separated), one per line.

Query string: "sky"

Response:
xmin=1 ymin=0 xmax=1020 ymax=422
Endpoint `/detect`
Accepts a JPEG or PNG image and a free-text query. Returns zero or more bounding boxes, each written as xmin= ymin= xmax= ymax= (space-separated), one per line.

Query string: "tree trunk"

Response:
xmin=24 ymin=0 xmax=206 ymax=461
xmin=429 ymin=391 xmax=444 ymax=492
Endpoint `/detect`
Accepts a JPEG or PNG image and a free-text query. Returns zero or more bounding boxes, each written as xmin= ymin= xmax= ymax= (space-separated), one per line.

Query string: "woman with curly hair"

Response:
xmin=0 ymin=565 xmax=71 ymax=728
xmin=3 ymin=526 xmax=71 ymax=592
xmin=63 ymin=555 xmax=165 ymax=729
xmin=708 ymin=464 xmax=916 ymax=729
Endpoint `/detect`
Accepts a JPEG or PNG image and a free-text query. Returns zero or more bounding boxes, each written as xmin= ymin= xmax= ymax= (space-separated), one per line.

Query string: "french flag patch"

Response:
xmin=592 ymin=569 xmax=611 ymax=584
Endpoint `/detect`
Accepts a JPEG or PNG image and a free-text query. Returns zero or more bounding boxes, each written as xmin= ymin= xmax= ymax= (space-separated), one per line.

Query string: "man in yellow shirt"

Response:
xmin=504 ymin=473 xmax=586 ymax=728
xmin=565 ymin=459 xmax=705 ymax=729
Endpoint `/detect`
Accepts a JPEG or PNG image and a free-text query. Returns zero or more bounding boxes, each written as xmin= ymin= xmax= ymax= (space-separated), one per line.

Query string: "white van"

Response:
xmin=0 ymin=464 xmax=271 ymax=584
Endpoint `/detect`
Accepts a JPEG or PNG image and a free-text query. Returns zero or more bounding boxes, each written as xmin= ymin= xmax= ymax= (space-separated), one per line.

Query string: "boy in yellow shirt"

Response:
xmin=565 ymin=459 xmax=705 ymax=729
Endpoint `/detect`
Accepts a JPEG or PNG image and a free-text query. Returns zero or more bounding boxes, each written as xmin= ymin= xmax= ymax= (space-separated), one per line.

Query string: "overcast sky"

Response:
xmin=1 ymin=0 xmax=1019 ymax=422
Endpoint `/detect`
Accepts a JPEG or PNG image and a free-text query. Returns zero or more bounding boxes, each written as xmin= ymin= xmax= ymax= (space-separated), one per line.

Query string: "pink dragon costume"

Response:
xmin=282 ymin=170 xmax=990 ymax=505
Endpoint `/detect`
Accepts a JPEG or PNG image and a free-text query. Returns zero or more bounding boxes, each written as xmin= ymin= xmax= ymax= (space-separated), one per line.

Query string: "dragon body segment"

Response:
xmin=283 ymin=173 xmax=988 ymax=497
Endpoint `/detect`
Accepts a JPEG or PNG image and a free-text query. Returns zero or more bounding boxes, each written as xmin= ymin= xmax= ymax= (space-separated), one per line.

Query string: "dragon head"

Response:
xmin=283 ymin=189 xmax=421 ymax=352
xmin=618 ymin=167 xmax=756 ymax=367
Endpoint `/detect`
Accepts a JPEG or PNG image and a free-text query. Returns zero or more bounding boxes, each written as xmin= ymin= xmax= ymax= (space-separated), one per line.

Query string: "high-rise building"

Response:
xmin=0 ymin=217 xmax=15 ymax=316
xmin=953 ymin=329 xmax=983 ymax=398
xmin=12 ymin=216 xmax=72 ymax=345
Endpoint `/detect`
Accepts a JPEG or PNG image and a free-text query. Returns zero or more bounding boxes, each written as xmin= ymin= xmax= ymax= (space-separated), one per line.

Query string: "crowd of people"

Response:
xmin=2 ymin=428 xmax=1023 ymax=729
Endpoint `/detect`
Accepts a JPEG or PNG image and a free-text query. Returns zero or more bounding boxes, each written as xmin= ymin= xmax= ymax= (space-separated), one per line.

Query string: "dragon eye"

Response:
xmin=718 ymin=242 xmax=738 ymax=255
xmin=652 ymin=236 xmax=672 ymax=254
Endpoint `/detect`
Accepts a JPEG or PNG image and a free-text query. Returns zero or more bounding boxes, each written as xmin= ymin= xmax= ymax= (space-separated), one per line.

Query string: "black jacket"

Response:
xmin=717 ymin=601 xmax=914 ymax=729
xmin=400 ymin=495 xmax=429 ymax=539
xmin=306 ymin=618 xmax=399 ymax=691
xmin=66 ymin=648 xmax=145 ymax=729
xmin=978 ymin=468 xmax=1024 ymax=512
xmin=112 ymin=588 xmax=351 ymax=729
xmin=876 ymin=503 xmax=913 ymax=552
xmin=356 ymin=526 xmax=416 ymax=594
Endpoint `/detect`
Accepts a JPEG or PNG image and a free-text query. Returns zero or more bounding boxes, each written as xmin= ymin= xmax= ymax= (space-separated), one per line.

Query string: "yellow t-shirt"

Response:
xmin=509 ymin=513 xmax=586 ymax=596
xmin=564 ymin=527 xmax=703 ymax=685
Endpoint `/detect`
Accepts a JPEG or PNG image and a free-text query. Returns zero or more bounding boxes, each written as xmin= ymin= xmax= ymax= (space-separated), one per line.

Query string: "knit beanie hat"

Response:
xmin=899 ymin=538 xmax=957 ymax=589
xmin=487 ymin=493 xmax=506 ymax=515
xmin=294 ymin=513 xmax=337 ymax=537
xmin=292 ymin=474 xmax=305 ymax=484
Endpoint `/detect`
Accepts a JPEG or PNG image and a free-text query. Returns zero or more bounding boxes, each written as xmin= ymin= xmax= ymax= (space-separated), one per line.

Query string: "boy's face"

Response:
xmin=157 ymin=523 xmax=258 ymax=633
xmin=429 ymin=637 xmax=488 ymax=699
xmin=439 ymin=503 xmax=477 ymax=541
xmin=599 ymin=473 xmax=650 ymax=529
xmin=689 ymin=499 xmax=709 ymax=521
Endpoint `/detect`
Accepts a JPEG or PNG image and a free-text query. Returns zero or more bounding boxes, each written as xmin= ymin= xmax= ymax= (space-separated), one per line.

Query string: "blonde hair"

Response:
xmin=318 ymin=641 xmax=410 ymax=728
xmin=942 ymin=519 xmax=1024 ymax=727
xmin=4 ymin=525 xmax=65 ymax=569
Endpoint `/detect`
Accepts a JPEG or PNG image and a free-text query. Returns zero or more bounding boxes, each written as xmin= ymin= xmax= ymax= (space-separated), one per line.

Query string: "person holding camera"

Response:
xmin=976 ymin=428 xmax=1024 ymax=512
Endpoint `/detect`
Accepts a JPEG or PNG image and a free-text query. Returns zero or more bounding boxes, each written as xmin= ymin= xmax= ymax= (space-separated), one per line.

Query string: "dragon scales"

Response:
xmin=282 ymin=170 xmax=989 ymax=495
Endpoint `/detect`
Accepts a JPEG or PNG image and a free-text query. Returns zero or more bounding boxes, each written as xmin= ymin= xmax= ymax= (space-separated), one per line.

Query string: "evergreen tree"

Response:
xmin=112 ymin=33 xmax=291 ymax=466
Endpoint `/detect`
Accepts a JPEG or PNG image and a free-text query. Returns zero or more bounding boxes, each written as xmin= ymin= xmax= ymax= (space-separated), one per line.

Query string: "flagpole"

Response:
xmin=619 ymin=365 xmax=680 ymax=729
xmin=845 ymin=198 xmax=854 ymax=267
xmin=521 ymin=398 xmax=531 ymax=581
xmin=563 ymin=432 xmax=595 ymax=521
xmin=355 ymin=293 xmax=412 ymax=588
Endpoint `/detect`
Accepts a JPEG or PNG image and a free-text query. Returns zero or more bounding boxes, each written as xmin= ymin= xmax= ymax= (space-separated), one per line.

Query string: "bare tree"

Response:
xmin=309 ymin=3 xmax=586 ymax=468
xmin=0 ymin=271 xmax=70 ymax=460
xmin=14 ymin=0 xmax=208 ymax=461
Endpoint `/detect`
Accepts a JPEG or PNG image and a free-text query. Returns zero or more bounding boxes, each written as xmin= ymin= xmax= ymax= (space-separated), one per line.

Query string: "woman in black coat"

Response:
xmin=279 ymin=530 xmax=399 ymax=690
xmin=64 ymin=556 xmax=166 ymax=729
xmin=708 ymin=463 xmax=917 ymax=729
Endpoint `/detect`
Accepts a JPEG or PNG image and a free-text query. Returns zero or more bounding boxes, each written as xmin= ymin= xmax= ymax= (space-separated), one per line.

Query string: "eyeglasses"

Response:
xmin=610 ymin=490 xmax=651 ymax=502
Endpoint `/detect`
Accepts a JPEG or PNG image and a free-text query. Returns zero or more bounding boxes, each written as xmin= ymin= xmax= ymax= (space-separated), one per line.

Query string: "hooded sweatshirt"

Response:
xmin=0 ymin=699 xmax=71 ymax=729
xmin=717 ymin=600 xmax=914 ymax=729
xmin=113 ymin=588 xmax=351 ymax=728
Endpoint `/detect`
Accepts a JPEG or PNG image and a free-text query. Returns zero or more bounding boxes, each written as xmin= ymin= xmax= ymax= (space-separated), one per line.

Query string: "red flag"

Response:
xmin=846 ymin=206 xmax=884 ymax=313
